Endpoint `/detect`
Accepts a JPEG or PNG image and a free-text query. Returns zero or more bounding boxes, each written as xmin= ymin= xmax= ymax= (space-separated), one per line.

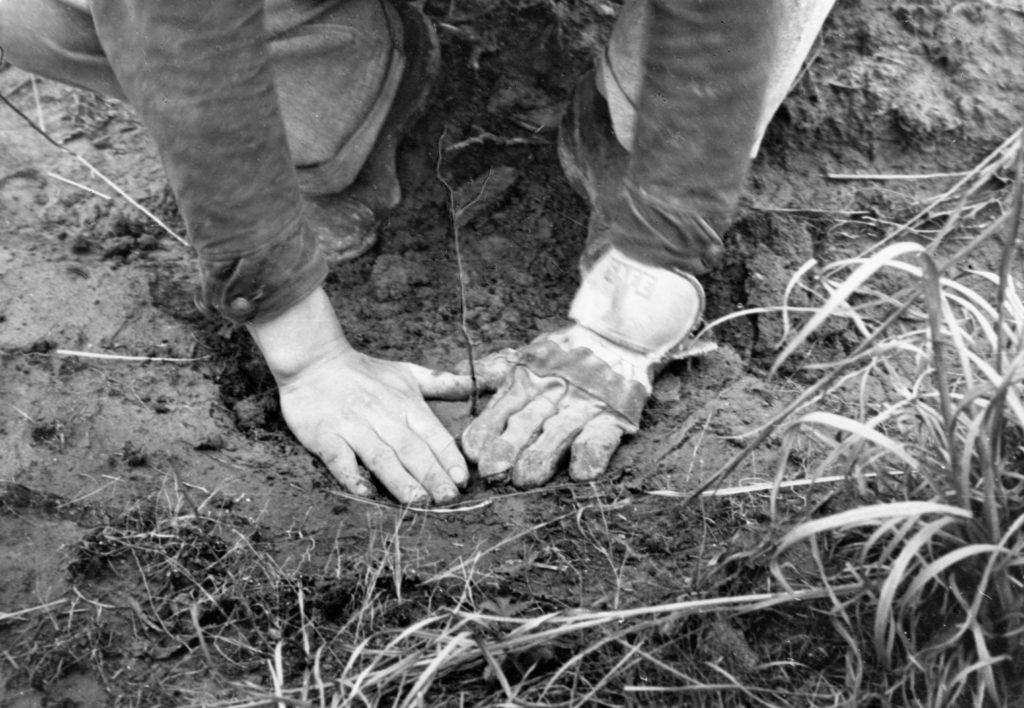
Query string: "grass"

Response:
xmin=3 ymin=487 xmax=854 ymax=706
xmin=763 ymin=129 xmax=1024 ymax=705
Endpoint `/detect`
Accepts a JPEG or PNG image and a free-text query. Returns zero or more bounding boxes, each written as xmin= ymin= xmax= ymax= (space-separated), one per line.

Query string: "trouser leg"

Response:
xmin=571 ymin=0 xmax=837 ymax=275
xmin=265 ymin=0 xmax=403 ymax=195
xmin=600 ymin=0 xmax=837 ymax=157
xmin=0 ymin=0 xmax=399 ymax=195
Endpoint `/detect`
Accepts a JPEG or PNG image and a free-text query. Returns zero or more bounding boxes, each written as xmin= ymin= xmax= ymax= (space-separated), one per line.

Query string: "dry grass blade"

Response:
xmin=45 ymin=170 xmax=112 ymax=199
xmin=827 ymin=170 xmax=972 ymax=181
xmin=872 ymin=517 xmax=958 ymax=664
xmin=775 ymin=502 xmax=972 ymax=554
xmin=398 ymin=631 xmax=473 ymax=708
xmin=987 ymin=128 xmax=1023 ymax=377
xmin=647 ymin=470 xmax=905 ymax=498
xmin=863 ymin=128 xmax=1021 ymax=254
xmin=791 ymin=411 xmax=920 ymax=471
xmin=919 ymin=254 xmax=958 ymax=483
xmin=771 ymin=242 xmax=925 ymax=375
xmin=0 ymin=599 xmax=68 ymax=622
xmin=0 ymin=90 xmax=188 ymax=246
xmin=53 ymin=348 xmax=204 ymax=363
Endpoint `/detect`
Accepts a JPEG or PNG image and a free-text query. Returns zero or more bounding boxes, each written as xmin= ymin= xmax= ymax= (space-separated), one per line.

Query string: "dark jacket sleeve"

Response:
xmin=607 ymin=0 xmax=776 ymax=276
xmin=90 ymin=0 xmax=327 ymax=323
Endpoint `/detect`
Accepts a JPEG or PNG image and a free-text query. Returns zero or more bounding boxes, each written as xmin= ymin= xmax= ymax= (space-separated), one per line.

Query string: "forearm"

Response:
xmin=90 ymin=0 xmax=326 ymax=322
xmin=608 ymin=0 xmax=776 ymax=275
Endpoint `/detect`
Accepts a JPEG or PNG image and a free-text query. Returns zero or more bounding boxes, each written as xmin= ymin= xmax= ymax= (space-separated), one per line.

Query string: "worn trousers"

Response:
xmin=0 ymin=0 xmax=836 ymax=322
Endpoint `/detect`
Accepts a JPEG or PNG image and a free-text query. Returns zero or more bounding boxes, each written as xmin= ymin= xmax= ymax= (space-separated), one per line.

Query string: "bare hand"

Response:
xmin=278 ymin=346 xmax=473 ymax=504
xmin=247 ymin=287 xmax=473 ymax=505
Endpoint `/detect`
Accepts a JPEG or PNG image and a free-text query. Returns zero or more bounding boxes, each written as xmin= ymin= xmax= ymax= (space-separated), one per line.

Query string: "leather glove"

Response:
xmin=462 ymin=248 xmax=712 ymax=488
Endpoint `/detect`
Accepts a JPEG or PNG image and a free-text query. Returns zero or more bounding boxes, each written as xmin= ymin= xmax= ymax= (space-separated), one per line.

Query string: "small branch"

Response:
xmin=435 ymin=129 xmax=487 ymax=415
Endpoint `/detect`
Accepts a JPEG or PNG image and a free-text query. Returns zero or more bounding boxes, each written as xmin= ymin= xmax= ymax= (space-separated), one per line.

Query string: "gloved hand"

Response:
xmin=249 ymin=287 xmax=474 ymax=505
xmin=462 ymin=248 xmax=711 ymax=488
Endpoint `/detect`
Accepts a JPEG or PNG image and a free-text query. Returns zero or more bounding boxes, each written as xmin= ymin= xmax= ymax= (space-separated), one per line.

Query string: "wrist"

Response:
xmin=570 ymin=247 xmax=704 ymax=360
xmin=246 ymin=286 xmax=352 ymax=382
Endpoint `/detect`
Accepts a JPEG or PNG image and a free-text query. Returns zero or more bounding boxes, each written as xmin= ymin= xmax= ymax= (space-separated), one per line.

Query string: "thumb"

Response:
xmin=405 ymin=362 xmax=476 ymax=400
xmin=454 ymin=349 xmax=520 ymax=391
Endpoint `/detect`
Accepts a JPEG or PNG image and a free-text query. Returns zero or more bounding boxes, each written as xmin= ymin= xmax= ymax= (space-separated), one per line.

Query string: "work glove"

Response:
xmin=462 ymin=248 xmax=710 ymax=487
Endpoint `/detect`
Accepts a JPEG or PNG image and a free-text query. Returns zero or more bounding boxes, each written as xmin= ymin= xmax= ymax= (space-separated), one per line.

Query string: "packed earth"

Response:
xmin=2 ymin=1 xmax=1023 ymax=705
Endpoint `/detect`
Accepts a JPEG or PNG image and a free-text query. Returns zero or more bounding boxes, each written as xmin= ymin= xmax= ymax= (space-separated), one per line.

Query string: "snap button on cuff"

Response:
xmin=193 ymin=291 xmax=214 ymax=316
xmin=228 ymin=296 xmax=255 ymax=317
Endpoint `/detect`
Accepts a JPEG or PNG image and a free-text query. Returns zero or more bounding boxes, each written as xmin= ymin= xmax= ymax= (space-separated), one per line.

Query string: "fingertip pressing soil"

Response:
xmin=1 ymin=0 xmax=1023 ymax=704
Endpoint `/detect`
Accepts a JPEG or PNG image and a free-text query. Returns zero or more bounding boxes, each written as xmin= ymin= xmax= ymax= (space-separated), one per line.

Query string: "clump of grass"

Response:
xmin=765 ymin=130 xmax=1024 ymax=705
xmin=5 ymin=481 xmax=858 ymax=707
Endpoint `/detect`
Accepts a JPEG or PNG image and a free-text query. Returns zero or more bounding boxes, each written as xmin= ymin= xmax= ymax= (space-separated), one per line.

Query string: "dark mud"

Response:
xmin=2 ymin=0 xmax=1023 ymax=704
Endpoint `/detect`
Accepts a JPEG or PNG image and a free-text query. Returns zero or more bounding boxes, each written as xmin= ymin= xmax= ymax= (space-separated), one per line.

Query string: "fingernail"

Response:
xmin=569 ymin=443 xmax=610 ymax=481
xmin=448 ymin=465 xmax=470 ymax=488
xmin=512 ymin=452 xmax=549 ymax=489
xmin=434 ymin=483 xmax=460 ymax=505
xmin=479 ymin=439 xmax=516 ymax=481
xmin=353 ymin=481 xmax=376 ymax=497
xmin=481 ymin=469 xmax=510 ymax=486
xmin=406 ymin=488 xmax=431 ymax=506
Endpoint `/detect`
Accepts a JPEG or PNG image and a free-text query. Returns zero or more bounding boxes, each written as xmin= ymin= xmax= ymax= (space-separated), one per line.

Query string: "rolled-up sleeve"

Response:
xmin=606 ymin=0 xmax=776 ymax=276
xmin=90 ymin=0 xmax=327 ymax=323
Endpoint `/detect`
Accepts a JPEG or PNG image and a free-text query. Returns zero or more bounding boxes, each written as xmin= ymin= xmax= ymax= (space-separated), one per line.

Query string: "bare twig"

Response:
xmin=473 ymin=634 xmax=516 ymax=700
xmin=435 ymin=129 xmax=496 ymax=415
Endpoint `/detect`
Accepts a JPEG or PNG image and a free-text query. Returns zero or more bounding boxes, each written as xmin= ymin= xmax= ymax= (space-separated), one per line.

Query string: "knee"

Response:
xmin=0 ymin=0 xmax=122 ymax=98
xmin=0 ymin=0 xmax=69 ymax=64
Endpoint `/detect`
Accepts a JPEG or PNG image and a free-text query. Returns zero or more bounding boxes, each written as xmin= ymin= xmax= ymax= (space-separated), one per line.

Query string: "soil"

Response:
xmin=1 ymin=0 xmax=1022 ymax=705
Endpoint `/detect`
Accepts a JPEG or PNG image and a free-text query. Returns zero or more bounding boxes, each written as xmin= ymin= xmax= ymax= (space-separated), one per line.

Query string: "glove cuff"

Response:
xmin=570 ymin=248 xmax=704 ymax=360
